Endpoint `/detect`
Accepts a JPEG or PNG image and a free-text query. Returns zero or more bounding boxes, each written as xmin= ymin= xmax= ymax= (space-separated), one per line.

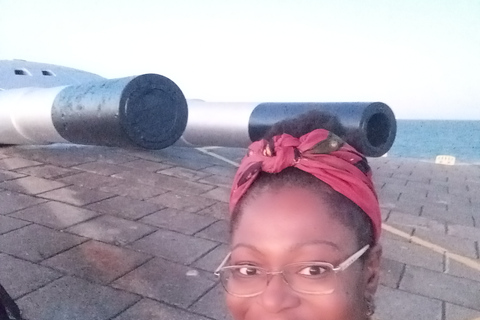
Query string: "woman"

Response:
xmin=215 ymin=113 xmax=382 ymax=320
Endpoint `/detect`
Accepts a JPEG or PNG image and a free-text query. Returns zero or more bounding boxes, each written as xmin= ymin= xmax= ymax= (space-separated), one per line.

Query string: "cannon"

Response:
xmin=180 ymin=101 xmax=396 ymax=157
xmin=0 ymin=72 xmax=188 ymax=149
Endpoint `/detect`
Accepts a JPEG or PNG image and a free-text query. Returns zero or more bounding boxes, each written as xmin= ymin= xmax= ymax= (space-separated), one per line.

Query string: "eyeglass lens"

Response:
xmin=219 ymin=263 xmax=337 ymax=297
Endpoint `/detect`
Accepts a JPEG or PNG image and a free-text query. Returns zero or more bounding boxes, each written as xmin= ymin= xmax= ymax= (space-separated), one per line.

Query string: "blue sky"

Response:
xmin=1 ymin=0 xmax=479 ymax=119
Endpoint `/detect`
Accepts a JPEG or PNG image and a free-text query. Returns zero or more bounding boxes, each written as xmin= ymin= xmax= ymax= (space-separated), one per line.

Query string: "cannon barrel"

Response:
xmin=180 ymin=101 xmax=396 ymax=157
xmin=0 ymin=74 xmax=188 ymax=149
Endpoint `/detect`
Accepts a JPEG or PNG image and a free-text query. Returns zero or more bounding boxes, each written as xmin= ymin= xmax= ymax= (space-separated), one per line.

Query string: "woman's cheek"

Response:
xmin=226 ymin=293 xmax=358 ymax=320
xmin=226 ymin=294 xmax=250 ymax=320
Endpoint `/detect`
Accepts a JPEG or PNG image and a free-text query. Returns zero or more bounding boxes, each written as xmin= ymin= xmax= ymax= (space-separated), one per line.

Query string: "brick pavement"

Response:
xmin=0 ymin=144 xmax=479 ymax=320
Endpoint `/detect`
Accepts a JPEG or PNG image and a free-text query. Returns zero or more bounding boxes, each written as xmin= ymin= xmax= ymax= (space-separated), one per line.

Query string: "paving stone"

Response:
xmin=163 ymin=156 xmax=218 ymax=171
xmin=112 ymin=169 xmax=165 ymax=186
xmin=113 ymin=298 xmax=210 ymax=320
xmin=58 ymin=171 xmax=123 ymax=189
xmin=427 ymin=191 xmax=473 ymax=206
xmin=189 ymin=284 xmax=231 ymax=320
xmin=379 ymin=198 xmax=423 ymax=216
xmin=94 ymin=151 xmax=139 ymax=164
xmin=400 ymin=265 xmax=480 ymax=310
xmin=381 ymin=237 xmax=444 ymax=272
xmin=9 ymin=201 xmax=99 ymax=229
xmin=446 ymin=303 xmax=480 ymax=320
xmin=394 ymin=172 xmax=432 ymax=184
xmin=447 ymin=183 xmax=471 ymax=195
xmin=73 ymin=161 xmax=127 ymax=176
xmin=66 ymin=215 xmax=156 ymax=246
xmin=139 ymin=208 xmax=217 ymax=235
xmin=38 ymin=185 xmax=115 ymax=206
xmin=154 ymin=174 xmax=215 ymax=195
xmin=15 ymin=164 xmax=78 ymax=179
xmin=447 ymin=258 xmax=480 ymax=283
xmin=377 ymin=190 xmax=400 ymax=205
xmin=398 ymin=191 xmax=429 ymax=203
xmin=198 ymin=174 xmax=233 ymax=188
xmin=128 ymin=229 xmax=218 ymax=264
xmin=380 ymin=258 xmax=405 ymax=289
xmin=17 ymin=276 xmax=140 ymax=320
xmin=38 ymin=152 xmax=98 ymax=168
xmin=197 ymin=202 xmax=229 ymax=220
xmin=378 ymin=176 xmax=409 ymax=188
xmin=387 ymin=210 xmax=446 ymax=233
xmin=0 ymin=215 xmax=31 ymax=234
xmin=0 ymin=190 xmax=46 ymax=214
xmin=112 ymin=258 xmax=216 ymax=308
xmin=120 ymin=159 xmax=172 ymax=172
xmin=422 ymin=201 xmax=449 ymax=214
xmin=147 ymin=191 xmax=217 ymax=213
xmin=42 ymin=240 xmax=152 ymax=284
xmin=372 ymin=179 xmax=385 ymax=190
xmin=114 ymin=170 xmax=214 ymax=195
xmin=158 ymin=166 xmax=211 ymax=181
xmin=126 ymin=150 xmax=169 ymax=162
xmin=382 ymin=183 xmax=428 ymax=198
xmin=192 ymin=244 xmax=229 ymax=273
xmin=448 ymin=224 xmax=480 ymax=241
xmin=0 ymin=176 xmax=67 ymax=194
xmin=201 ymin=187 xmax=230 ymax=203
xmin=421 ymin=205 xmax=474 ymax=227
xmin=0 ymin=169 xmax=25 ymax=182
xmin=414 ymin=228 xmax=478 ymax=259
xmin=213 ymin=146 xmax=247 ymax=160
xmin=98 ymin=182 xmax=167 ymax=200
xmin=200 ymin=165 xmax=236 ymax=178
xmin=167 ymin=147 xmax=228 ymax=164
xmin=376 ymin=285 xmax=442 ymax=320
xmin=448 ymin=202 xmax=479 ymax=217
xmin=195 ymin=220 xmax=229 ymax=244
xmin=0 ymin=253 xmax=62 ymax=299
xmin=148 ymin=148 xmax=213 ymax=163
xmin=381 ymin=223 xmax=413 ymax=242
xmin=380 ymin=208 xmax=390 ymax=221
xmin=0 ymin=157 xmax=42 ymax=170
xmin=405 ymin=180 xmax=448 ymax=192
xmin=0 ymin=224 xmax=86 ymax=262
xmin=86 ymin=196 xmax=164 ymax=220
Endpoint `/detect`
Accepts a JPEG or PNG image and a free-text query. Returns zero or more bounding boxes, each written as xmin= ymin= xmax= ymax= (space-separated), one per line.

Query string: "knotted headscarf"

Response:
xmin=230 ymin=129 xmax=381 ymax=243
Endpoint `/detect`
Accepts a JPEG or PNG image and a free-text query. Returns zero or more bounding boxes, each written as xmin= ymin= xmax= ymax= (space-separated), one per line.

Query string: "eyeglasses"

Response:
xmin=214 ymin=244 xmax=369 ymax=297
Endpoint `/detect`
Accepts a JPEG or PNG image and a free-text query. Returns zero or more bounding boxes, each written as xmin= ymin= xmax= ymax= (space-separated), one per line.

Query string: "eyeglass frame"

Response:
xmin=214 ymin=244 xmax=370 ymax=297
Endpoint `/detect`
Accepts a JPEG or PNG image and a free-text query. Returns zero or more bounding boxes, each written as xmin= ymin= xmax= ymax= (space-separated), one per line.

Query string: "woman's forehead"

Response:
xmin=231 ymin=187 xmax=358 ymax=254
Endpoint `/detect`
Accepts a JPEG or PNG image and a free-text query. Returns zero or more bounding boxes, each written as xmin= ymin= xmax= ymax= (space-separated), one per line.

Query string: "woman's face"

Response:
xmin=226 ymin=186 xmax=381 ymax=320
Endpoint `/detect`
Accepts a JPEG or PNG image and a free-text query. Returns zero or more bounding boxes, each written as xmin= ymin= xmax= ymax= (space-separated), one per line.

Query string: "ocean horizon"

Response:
xmin=386 ymin=120 xmax=480 ymax=164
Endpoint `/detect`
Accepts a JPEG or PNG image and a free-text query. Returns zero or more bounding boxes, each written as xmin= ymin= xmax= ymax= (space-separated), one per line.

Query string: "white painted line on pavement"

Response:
xmin=196 ymin=147 xmax=240 ymax=168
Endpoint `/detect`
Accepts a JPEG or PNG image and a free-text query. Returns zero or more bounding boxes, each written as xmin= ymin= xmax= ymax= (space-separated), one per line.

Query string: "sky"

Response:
xmin=0 ymin=0 xmax=479 ymax=119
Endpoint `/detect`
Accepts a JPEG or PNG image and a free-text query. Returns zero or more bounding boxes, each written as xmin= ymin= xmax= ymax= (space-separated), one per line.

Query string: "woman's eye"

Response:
xmin=237 ymin=266 xmax=259 ymax=276
xmin=298 ymin=265 xmax=327 ymax=276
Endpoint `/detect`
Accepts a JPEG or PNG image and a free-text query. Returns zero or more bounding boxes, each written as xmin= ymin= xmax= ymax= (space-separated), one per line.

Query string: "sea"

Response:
xmin=387 ymin=120 xmax=480 ymax=164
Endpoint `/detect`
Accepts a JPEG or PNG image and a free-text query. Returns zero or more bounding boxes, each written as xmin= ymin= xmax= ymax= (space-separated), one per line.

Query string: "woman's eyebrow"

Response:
xmin=288 ymin=239 xmax=340 ymax=252
xmin=231 ymin=243 xmax=263 ymax=254
xmin=232 ymin=240 xmax=340 ymax=254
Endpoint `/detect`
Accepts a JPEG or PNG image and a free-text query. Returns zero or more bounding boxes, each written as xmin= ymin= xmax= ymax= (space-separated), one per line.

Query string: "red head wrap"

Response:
xmin=229 ymin=129 xmax=381 ymax=243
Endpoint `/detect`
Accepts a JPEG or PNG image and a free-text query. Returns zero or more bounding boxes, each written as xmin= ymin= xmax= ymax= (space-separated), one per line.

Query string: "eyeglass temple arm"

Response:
xmin=336 ymin=244 xmax=370 ymax=271
xmin=214 ymin=252 xmax=232 ymax=276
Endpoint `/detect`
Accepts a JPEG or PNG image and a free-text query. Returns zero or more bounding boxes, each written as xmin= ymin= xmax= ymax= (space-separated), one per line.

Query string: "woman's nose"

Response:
xmin=259 ymin=273 xmax=300 ymax=313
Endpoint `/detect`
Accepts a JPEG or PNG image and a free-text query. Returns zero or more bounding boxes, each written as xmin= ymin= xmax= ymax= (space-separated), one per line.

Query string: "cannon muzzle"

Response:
xmin=0 ymin=74 xmax=188 ymax=149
